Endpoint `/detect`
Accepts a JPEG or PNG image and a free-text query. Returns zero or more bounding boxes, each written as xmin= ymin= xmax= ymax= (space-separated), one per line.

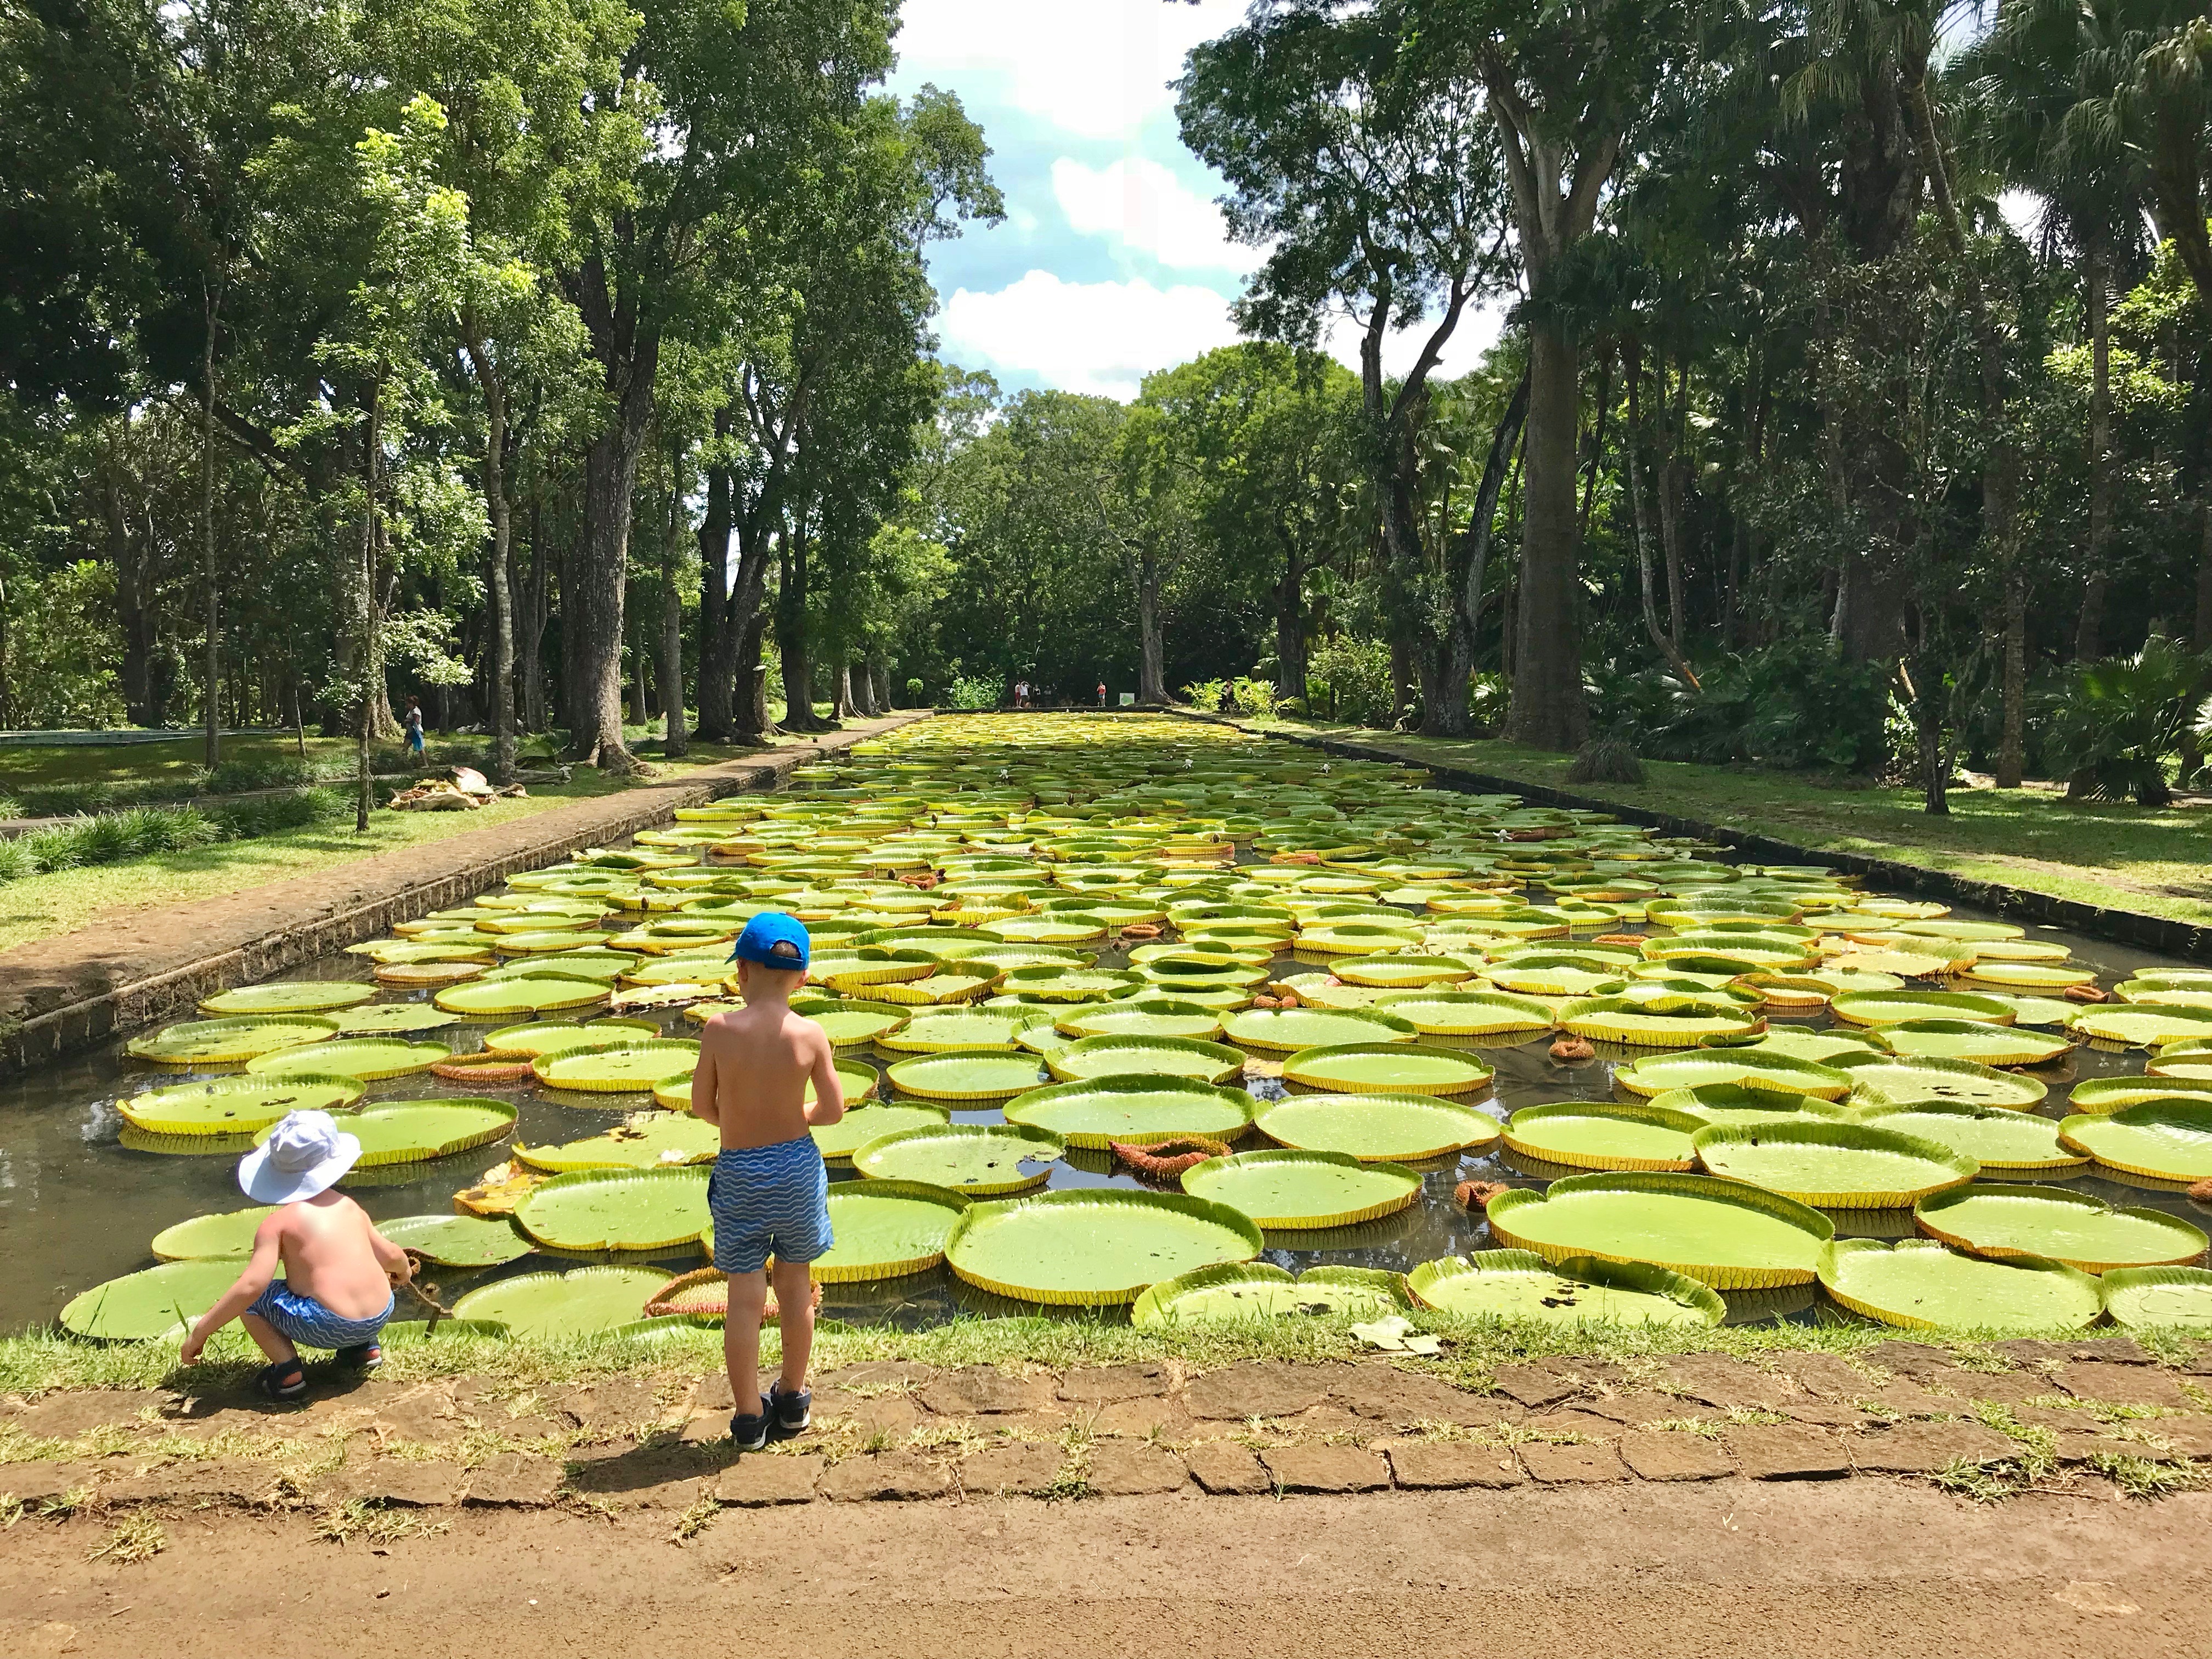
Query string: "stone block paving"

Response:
xmin=12 ymin=1337 xmax=2211 ymax=1517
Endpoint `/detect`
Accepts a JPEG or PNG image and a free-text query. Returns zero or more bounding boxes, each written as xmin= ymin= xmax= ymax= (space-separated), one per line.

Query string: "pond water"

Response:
xmin=2 ymin=716 xmax=2205 ymax=1333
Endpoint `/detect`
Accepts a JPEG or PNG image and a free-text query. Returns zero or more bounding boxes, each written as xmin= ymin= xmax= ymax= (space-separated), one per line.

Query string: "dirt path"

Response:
xmin=4 ymin=1481 xmax=2202 ymax=1658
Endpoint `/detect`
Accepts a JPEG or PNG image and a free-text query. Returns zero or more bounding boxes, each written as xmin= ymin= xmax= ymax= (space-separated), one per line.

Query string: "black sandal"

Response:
xmin=255 ymin=1359 xmax=307 ymax=1401
xmin=336 ymin=1343 xmax=382 ymax=1372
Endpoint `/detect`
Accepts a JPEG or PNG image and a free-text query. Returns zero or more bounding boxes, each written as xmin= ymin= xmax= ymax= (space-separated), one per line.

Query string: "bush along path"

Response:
xmin=0 ymin=789 xmax=349 ymax=875
xmin=0 ymin=714 xmax=926 ymax=1076
xmin=4 ymin=1340 xmax=2209 ymax=1517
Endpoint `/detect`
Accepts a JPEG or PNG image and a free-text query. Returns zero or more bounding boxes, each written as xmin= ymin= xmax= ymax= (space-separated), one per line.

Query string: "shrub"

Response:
xmin=1468 ymin=672 xmax=1508 ymax=736
xmin=904 ymin=678 xmax=924 ymax=705
xmin=1565 ymin=738 xmax=1648 ymax=785
xmin=1307 ymin=636 xmax=1395 ymax=727
xmin=1276 ymin=696 xmax=1306 ymax=719
xmin=1181 ymin=679 xmax=1227 ymax=712
xmin=2044 ymin=636 xmax=2208 ymax=805
xmin=946 ymin=674 xmax=1000 ymax=711
xmin=1589 ymin=639 xmax=1888 ymax=772
xmin=1226 ymin=675 xmax=1280 ymax=719
xmin=0 ymin=789 xmax=346 ymax=886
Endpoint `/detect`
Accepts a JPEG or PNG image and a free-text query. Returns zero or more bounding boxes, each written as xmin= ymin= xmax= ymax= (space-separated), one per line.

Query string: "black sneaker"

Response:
xmin=767 ymin=1380 xmax=811 ymax=1439
xmin=729 ymin=1397 xmax=770 ymax=1452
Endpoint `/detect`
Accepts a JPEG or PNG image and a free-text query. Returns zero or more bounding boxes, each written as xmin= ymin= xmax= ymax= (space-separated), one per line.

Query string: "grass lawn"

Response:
xmin=0 ymin=723 xmax=844 ymax=956
xmin=1246 ymin=718 xmax=2212 ymax=928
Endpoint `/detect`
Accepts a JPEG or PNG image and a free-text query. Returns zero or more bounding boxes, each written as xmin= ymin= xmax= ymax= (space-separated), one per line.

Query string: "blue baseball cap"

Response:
xmin=729 ymin=910 xmax=810 ymax=971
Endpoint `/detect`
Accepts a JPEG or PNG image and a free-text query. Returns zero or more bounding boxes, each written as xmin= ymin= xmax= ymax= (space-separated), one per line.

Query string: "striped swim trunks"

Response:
xmin=247 ymin=1283 xmax=394 ymax=1351
xmin=708 ymin=1136 xmax=833 ymax=1274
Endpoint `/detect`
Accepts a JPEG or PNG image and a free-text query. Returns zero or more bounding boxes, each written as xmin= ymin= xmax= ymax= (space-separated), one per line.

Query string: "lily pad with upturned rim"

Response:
xmin=514 ymin=1113 xmax=722 ymax=1172
xmin=1877 ymin=1019 xmax=2074 ymax=1068
xmin=116 ymin=1074 xmax=365 ymax=1136
xmin=810 ymin=1180 xmax=970 ymax=1282
xmin=244 ymin=1037 xmax=452 ymax=1081
xmin=1406 ymin=1249 xmax=1724 ymax=1328
xmin=1484 ymin=1171 xmax=1834 ymax=1289
xmin=197 ymin=981 xmax=379 ymax=1017
xmin=60 ymin=1258 xmax=265 ymax=1341
xmin=2071 ymin=1004 xmax=2212 ymax=1048
xmin=1645 ymin=1083 xmax=1854 ymax=1128
xmin=330 ymin=1003 xmax=465 ymax=1036
xmin=531 ymin=1040 xmax=699 ymax=1093
xmin=448 ymin=1265 xmax=669 ymax=1339
xmin=127 ymin=1015 xmax=340 ymax=1067
xmin=511 ymin=1167 xmax=712 ymax=1253
xmin=1045 ymin=1035 xmax=1248 ymax=1086
xmin=1829 ymin=989 xmax=2019 ymax=1027
xmin=1818 ymin=1238 xmax=2102 ymax=1331
xmin=943 ymin=1188 xmax=1263 ymax=1305
xmin=2101 ymin=1266 xmax=2212 ymax=1331
xmin=2065 ymin=1075 xmax=2212 ymax=1114
xmin=1223 ymin=1005 xmax=1420 ymax=1052
xmin=1913 ymin=1183 xmax=2209 ymax=1273
xmin=149 ymin=1206 xmax=276 ymax=1260
xmin=1502 ymin=1103 xmax=1703 ymax=1172
xmin=1689 ymin=1120 xmax=1976 ymax=1208
xmin=1852 ymin=1102 xmax=2087 ymax=1171
xmin=809 ymin=1102 xmax=952 ymax=1161
xmin=1054 ymin=1000 xmax=1226 ymax=1042
xmin=251 ymin=1098 xmax=515 ymax=1167
xmin=1179 ymin=1148 xmax=1422 ymax=1229
xmin=377 ymin=1212 xmax=535 ymax=1267
xmin=2057 ymin=1102 xmax=2212 ymax=1183
xmin=1279 ymin=1042 xmax=1492 ymax=1097
xmin=433 ymin=976 xmax=609 ymax=1018
xmin=884 ymin=1047 xmax=1049 ymax=1101
xmin=1370 ymin=990 xmax=1555 ymax=1036
xmin=1558 ymin=997 xmax=1764 ymax=1046
xmin=1250 ymin=1092 xmax=1501 ymax=1161
xmin=1129 ymin=1263 xmax=1410 ymax=1328
xmin=1834 ymin=1053 xmax=2049 ymax=1109
xmin=1612 ymin=1049 xmax=1852 ymax=1102
xmin=1002 ymin=1077 xmax=1256 ymax=1148
xmin=850 ymin=1122 xmax=1066 ymax=1194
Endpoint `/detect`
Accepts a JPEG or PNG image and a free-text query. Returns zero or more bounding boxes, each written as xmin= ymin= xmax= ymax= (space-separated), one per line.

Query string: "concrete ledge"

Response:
xmin=0 ymin=714 xmax=927 ymax=1077
xmin=1180 ymin=713 xmax=2212 ymax=964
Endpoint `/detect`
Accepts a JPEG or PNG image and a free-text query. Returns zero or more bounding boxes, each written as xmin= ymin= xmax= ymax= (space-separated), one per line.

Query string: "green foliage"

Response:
xmin=945 ymin=674 xmax=1000 ymax=712
xmin=1307 ymin=636 xmax=1397 ymax=727
xmin=1226 ymin=675 xmax=1282 ymax=718
xmin=2044 ymin=636 xmax=2209 ymax=804
xmin=1182 ymin=679 xmax=1227 ymax=713
xmin=1594 ymin=642 xmax=1892 ymax=774
xmin=0 ymin=789 xmax=346 ymax=885
xmin=1565 ymin=739 xmax=1648 ymax=785
xmin=4 ymin=561 xmax=126 ymax=727
xmin=904 ymin=678 xmax=924 ymax=704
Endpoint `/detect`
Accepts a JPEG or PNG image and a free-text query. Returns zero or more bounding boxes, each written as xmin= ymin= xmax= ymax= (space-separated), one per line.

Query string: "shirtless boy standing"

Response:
xmin=692 ymin=912 xmax=845 ymax=1449
xmin=179 ymin=1110 xmax=414 ymax=1399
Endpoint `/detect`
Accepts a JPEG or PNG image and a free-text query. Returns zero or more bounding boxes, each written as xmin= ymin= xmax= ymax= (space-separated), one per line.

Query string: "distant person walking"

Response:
xmin=402 ymin=697 xmax=425 ymax=756
xmin=1013 ymin=680 xmax=1029 ymax=709
xmin=1096 ymin=680 xmax=1107 ymax=706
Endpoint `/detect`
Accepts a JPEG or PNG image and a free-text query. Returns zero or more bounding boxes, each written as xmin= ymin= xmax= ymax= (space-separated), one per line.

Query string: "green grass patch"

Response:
xmin=1244 ymin=716 xmax=2212 ymax=928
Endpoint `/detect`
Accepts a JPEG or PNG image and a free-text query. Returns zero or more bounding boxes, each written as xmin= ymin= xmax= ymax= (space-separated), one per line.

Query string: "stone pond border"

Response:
xmin=0 ymin=713 xmax=929 ymax=1079
xmin=1173 ymin=712 xmax=2212 ymax=966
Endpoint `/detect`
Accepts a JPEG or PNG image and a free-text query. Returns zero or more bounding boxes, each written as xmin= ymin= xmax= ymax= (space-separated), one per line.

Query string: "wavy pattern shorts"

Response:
xmin=708 ymin=1136 xmax=833 ymax=1274
xmin=247 ymin=1283 xmax=394 ymax=1351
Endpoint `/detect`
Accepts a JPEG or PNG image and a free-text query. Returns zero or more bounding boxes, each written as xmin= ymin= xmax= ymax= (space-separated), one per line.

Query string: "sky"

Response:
xmin=885 ymin=0 xmax=1504 ymax=402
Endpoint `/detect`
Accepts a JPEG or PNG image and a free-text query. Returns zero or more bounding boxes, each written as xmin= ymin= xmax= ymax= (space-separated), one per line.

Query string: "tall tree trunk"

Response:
xmin=724 ymin=518 xmax=776 ymax=742
xmin=572 ymin=412 xmax=652 ymax=769
xmin=1430 ymin=370 xmax=1529 ymax=737
xmin=1657 ymin=352 xmax=1689 ymax=647
xmin=776 ymin=518 xmax=825 ymax=731
xmin=1502 ymin=318 xmax=1588 ymax=749
xmin=463 ymin=327 xmax=517 ymax=782
xmin=1272 ymin=523 xmax=1307 ymax=708
xmin=104 ymin=454 xmax=159 ymax=726
xmin=832 ymin=663 xmax=856 ymax=721
xmin=1996 ymin=569 xmax=2027 ymax=787
xmin=1136 ymin=560 xmax=1168 ymax=704
xmin=693 ymin=405 xmax=736 ymax=741
xmin=2076 ymin=244 xmax=2112 ymax=662
xmin=520 ymin=494 xmax=550 ymax=733
xmin=735 ymin=611 xmax=772 ymax=740
xmin=659 ymin=503 xmax=687 ymax=760
xmin=1577 ymin=345 xmax=1612 ymax=543
xmin=353 ymin=381 xmax=381 ymax=833
xmin=2196 ymin=500 xmax=2212 ymax=651
xmin=201 ymin=279 xmax=223 ymax=766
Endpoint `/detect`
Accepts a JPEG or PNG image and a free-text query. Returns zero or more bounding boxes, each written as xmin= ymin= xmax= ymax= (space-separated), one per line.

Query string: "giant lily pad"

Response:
xmin=449 ymin=1266 xmax=668 ymax=1338
xmin=434 ymin=975 xmax=608 ymax=1017
xmin=251 ymin=1099 xmax=515 ymax=1167
xmin=1251 ymin=1091 xmax=1501 ymax=1162
xmin=1130 ymin=1263 xmax=1410 ymax=1328
xmin=1407 ymin=1249 xmax=1723 ymax=1328
xmin=2066 ymin=1075 xmax=2212 ymax=1114
xmin=60 ymin=1259 xmax=261 ymax=1341
xmin=532 ymin=1039 xmax=699 ymax=1093
xmin=1056 ymin=1000 xmax=1226 ymax=1042
xmin=198 ymin=981 xmax=379 ymax=1017
xmin=1180 ymin=1148 xmax=1421 ymax=1229
xmin=1503 ymin=1103 xmax=1703 ymax=1171
xmin=1959 ymin=961 xmax=2098 ymax=990
xmin=481 ymin=1018 xmax=657 ymax=1057
xmin=1818 ymin=1238 xmax=2102 ymax=1331
xmin=377 ymin=1212 xmax=534 ymax=1267
xmin=1045 ymin=1035 xmax=1246 ymax=1086
xmin=116 ymin=1074 xmax=365 ymax=1136
xmin=330 ymin=1003 xmax=465 ymax=1036
xmin=1853 ymin=1103 xmax=2087 ymax=1172
xmin=1878 ymin=1019 xmax=2074 ymax=1067
xmin=515 ymin=1113 xmax=722 ymax=1172
xmin=1914 ymin=1184 xmax=2208 ymax=1273
xmin=1830 ymin=990 xmax=2018 ymax=1027
xmin=1558 ymin=996 xmax=1764 ymax=1046
xmin=1485 ymin=1171 xmax=1835 ymax=1289
xmin=1834 ymin=1053 xmax=2048 ymax=1109
xmin=1223 ymin=1005 xmax=1420 ymax=1051
xmin=2072 ymin=1004 xmax=2212 ymax=1048
xmin=2101 ymin=1266 xmax=2212 ymax=1332
xmin=943 ymin=1188 xmax=1263 ymax=1305
xmin=127 ymin=1015 xmax=340 ymax=1067
xmin=1689 ymin=1121 xmax=1975 ymax=1208
xmin=876 ymin=1008 xmax=1045 ymax=1053
xmin=884 ymin=1047 xmax=1049 ymax=1100
xmin=149 ymin=1206 xmax=276 ymax=1260
xmin=245 ymin=1038 xmax=451 ymax=1081
xmin=2058 ymin=1102 xmax=2212 ymax=1183
xmin=1279 ymin=1042 xmax=1492 ymax=1097
xmin=1613 ymin=1049 xmax=1852 ymax=1101
xmin=810 ymin=1180 xmax=969 ymax=1281
xmin=1647 ymin=1084 xmax=1853 ymax=1128
xmin=850 ymin=1122 xmax=1065 ymax=1194
xmin=512 ymin=1167 xmax=712 ymax=1252
xmin=809 ymin=1102 xmax=953 ymax=1161
xmin=1002 ymin=1077 xmax=1255 ymax=1148
xmin=1370 ymin=990 xmax=1555 ymax=1036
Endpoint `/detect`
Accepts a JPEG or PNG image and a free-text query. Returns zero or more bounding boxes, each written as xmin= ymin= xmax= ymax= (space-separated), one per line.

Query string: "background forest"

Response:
xmin=4 ymin=0 xmax=2211 ymax=816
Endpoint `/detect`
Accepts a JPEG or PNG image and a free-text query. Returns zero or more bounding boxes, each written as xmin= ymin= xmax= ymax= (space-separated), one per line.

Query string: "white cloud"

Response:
xmin=1051 ymin=156 xmax=1261 ymax=274
xmin=893 ymin=0 xmax=1234 ymax=141
xmin=938 ymin=270 xmax=1242 ymax=399
xmin=1321 ymin=303 xmax=1511 ymax=387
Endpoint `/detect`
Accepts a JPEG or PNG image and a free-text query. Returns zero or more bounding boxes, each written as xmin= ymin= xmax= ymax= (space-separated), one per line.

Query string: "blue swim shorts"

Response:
xmin=708 ymin=1136 xmax=833 ymax=1274
xmin=247 ymin=1282 xmax=394 ymax=1351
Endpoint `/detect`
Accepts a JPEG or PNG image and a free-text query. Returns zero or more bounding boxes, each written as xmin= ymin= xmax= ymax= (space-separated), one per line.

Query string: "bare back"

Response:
xmin=693 ymin=992 xmax=845 ymax=1149
xmin=262 ymin=1193 xmax=394 ymax=1319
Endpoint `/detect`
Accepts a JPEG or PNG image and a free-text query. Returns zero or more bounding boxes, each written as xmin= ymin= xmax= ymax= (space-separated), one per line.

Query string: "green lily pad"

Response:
xmin=1834 ymin=1053 xmax=2049 ymax=1109
xmin=449 ymin=1266 xmax=669 ymax=1339
xmin=1853 ymin=1103 xmax=2087 ymax=1171
xmin=1735 ymin=1027 xmax=1891 ymax=1065
xmin=1280 ymin=1042 xmax=1492 ymax=1096
xmin=127 ymin=1015 xmax=340 ymax=1067
xmin=943 ymin=1188 xmax=1263 ymax=1305
xmin=811 ymin=1180 xmax=970 ymax=1282
xmin=1878 ymin=1019 xmax=2074 ymax=1067
xmin=1818 ymin=1238 xmax=2103 ymax=1331
xmin=1180 ymin=1149 xmax=1421 ymax=1229
xmin=1485 ymin=1171 xmax=1834 ymax=1289
xmin=1612 ymin=1048 xmax=1853 ymax=1101
xmin=252 ymin=1099 xmax=515 ymax=1167
xmin=330 ymin=1003 xmax=466 ymax=1036
xmin=885 ymin=1047 xmax=1049 ymax=1101
xmin=2058 ymin=1102 xmax=2212 ymax=1182
xmin=1502 ymin=1104 xmax=1704 ymax=1171
xmin=512 ymin=1168 xmax=712 ymax=1252
xmin=515 ymin=1113 xmax=722 ymax=1172
xmin=2066 ymin=1075 xmax=2212 ymax=1114
xmin=1130 ymin=1264 xmax=1410 ymax=1328
xmin=1330 ymin=955 xmax=1482 ymax=989
xmin=532 ymin=1040 xmax=699 ymax=1093
xmin=850 ymin=1122 xmax=1066 ymax=1194
xmin=60 ymin=1259 xmax=262 ymax=1341
xmin=1830 ymin=990 xmax=2018 ymax=1027
xmin=876 ymin=1009 xmax=1045 ymax=1053
xmin=1690 ymin=1121 xmax=1976 ymax=1208
xmin=1056 ymin=1000 xmax=1226 ymax=1042
xmin=116 ymin=1074 xmax=366 ymax=1136
xmin=377 ymin=1213 xmax=535 ymax=1267
xmin=797 ymin=1000 xmax=912 ymax=1047
xmin=809 ymin=1102 xmax=953 ymax=1162
xmin=1370 ymin=990 xmax=1555 ymax=1036
xmin=244 ymin=1038 xmax=451 ymax=1081
xmin=1646 ymin=1084 xmax=1854 ymax=1128
xmin=149 ymin=1206 xmax=276 ymax=1260
xmin=2101 ymin=1266 xmax=2212 ymax=1332
xmin=1559 ymin=996 xmax=1764 ymax=1046
xmin=2073 ymin=1003 xmax=2212 ymax=1047
xmin=1046 ymin=1035 xmax=1247 ymax=1086
xmin=1251 ymin=1091 xmax=1502 ymax=1161
xmin=433 ymin=975 xmax=609 ymax=1017
xmin=1407 ymin=1249 xmax=1724 ymax=1328
xmin=1914 ymin=1184 xmax=2209 ymax=1273
xmin=481 ymin=1018 xmax=658 ymax=1057
xmin=1002 ymin=1077 xmax=1256 ymax=1148
xmin=198 ymin=981 xmax=379 ymax=1017
xmin=1223 ymin=1006 xmax=1420 ymax=1051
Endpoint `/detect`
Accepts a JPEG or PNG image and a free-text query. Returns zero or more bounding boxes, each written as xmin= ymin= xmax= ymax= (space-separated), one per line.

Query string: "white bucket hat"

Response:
xmin=238 ymin=1110 xmax=362 ymax=1204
